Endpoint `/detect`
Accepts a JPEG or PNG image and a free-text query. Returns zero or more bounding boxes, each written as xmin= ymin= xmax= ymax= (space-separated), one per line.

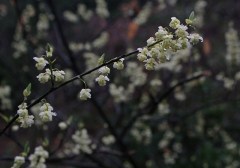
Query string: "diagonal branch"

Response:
xmin=119 ymin=71 xmax=210 ymax=139
xmin=0 ymin=49 xmax=138 ymax=137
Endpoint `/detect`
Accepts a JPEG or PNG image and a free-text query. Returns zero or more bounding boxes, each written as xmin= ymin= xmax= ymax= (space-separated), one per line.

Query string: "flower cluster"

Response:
xmin=137 ymin=17 xmax=203 ymax=70
xmin=39 ymin=103 xmax=57 ymax=122
xmin=11 ymin=156 xmax=25 ymax=168
xmin=17 ymin=103 xmax=34 ymax=128
xmin=33 ymin=44 xmax=65 ymax=84
xmin=72 ymin=128 xmax=94 ymax=154
xmin=28 ymin=146 xmax=49 ymax=168
xmin=95 ymin=66 xmax=110 ymax=86
xmin=36 ymin=69 xmax=65 ymax=84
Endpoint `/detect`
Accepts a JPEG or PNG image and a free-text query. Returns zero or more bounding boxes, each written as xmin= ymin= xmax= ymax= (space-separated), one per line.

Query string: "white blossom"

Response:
xmin=113 ymin=58 xmax=124 ymax=70
xmin=11 ymin=156 xmax=25 ymax=168
xmin=36 ymin=69 xmax=51 ymax=84
xmin=33 ymin=57 xmax=48 ymax=70
xmin=98 ymin=66 xmax=110 ymax=75
xmin=188 ymin=33 xmax=203 ymax=44
xmin=95 ymin=75 xmax=109 ymax=86
xmin=53 ymin=70 xmax=65 ymax=82
xmin=79 ymin=89 xmax=91 ymax=100
xmin=39 ymin=103 xmax=56 ymax=122
xmin=169 ymin=17 xmax=180 ymax=29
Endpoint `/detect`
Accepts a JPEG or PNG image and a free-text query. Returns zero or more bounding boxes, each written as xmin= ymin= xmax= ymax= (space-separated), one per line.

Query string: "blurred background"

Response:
xmin=1 ymin=0 xmax=240 ymax=167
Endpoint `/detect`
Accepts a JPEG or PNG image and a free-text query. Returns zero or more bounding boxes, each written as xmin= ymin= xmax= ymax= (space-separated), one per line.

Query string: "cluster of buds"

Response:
xmin=137 ymin=13 xmax=203 ymax=70
xmin=17 ymin=103 xmax=34 ymax=128
xmin=33 ymin=44 xmax=65 ymax=84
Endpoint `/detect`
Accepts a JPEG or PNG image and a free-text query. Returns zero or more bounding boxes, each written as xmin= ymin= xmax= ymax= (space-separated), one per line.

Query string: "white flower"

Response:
xmin=140 ymin=48 xmax=149 ymax=55
xmin=53 ymin=70 xmax=65 ymax=82
xmin=155 ymin=26 xmax=168 ymax=40
xmin=148 ymin=48 xmax=160 ymax=59
xmin=176 ymin=24 xmax=188 ymax=31
xmin=40 ymin=103 xmax=53 ymax=112
xmin=169 ymin=17 xmax=180 ymax=29
xmin=187 ymin=33 xmax=203 ymax=44
xmin=39 ymin=103 xmax=56 ymax=122
xmin=95 ymin=75 xmax=109 ymax=86
xmin=113 ymin=58 xmax=124 ymax=70
xmin=17 ymin=109 xmax=28 ymax=117
xmin=80 ymin=89 xmax=91 ymax=100
xmin=39 ymin=110 xmax=56 ymax=122
xmin=36 ymin=73 xmax=51 ymax=84
xmin=11 ymin=156 xmax=25 ymax=168
xmin=147 ymin=37 xmax=156 ymax=45
xmin=175 ymin=25 xmax=188 ymax=38
xmin=144 ymin=58 xmax=157 ymax=70
xmin=98 ymin=66 xmax=110 ymax=75
xmin=33 ymin=57 xmax=48 ymax=70
xmin=18 ymin=115 xmax=34 ymax=128
xmin=14 ymin=156 xmax=25 ymax=163
xmin=137 ymin=53 xmax=147 ymax=62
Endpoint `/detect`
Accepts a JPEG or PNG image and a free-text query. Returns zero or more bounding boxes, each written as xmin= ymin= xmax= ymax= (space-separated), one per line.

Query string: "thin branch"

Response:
xmin=0 ymin=48 xmax=138 ymax=137
xmin=120 ymin=71 xmax=209 ymax=139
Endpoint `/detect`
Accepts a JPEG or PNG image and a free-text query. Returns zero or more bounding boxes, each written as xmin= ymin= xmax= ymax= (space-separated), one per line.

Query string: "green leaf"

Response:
xmin=23 ymin=83 xmax=31 ymax=97
xmin=97 ymin=54 xmax=105 ymax=65
xmin=0 ymin=113 xmax=9 ymax=122
xmin=24 ymin=141 xmax=30 ymax=154
xmin=47 ymin=43 xmax=51 ymax=52
xmin=189 ymin=11 xmax=195 ymax=21
xmin=21 ymin=141 xmax=30 ymax=157
xmin=26 ymin=83 xmax=31 ymax=92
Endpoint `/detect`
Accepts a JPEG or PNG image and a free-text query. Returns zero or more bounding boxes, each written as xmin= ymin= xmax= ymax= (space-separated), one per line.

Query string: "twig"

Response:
xmin=120 ymin=71 xmax=209 ymax=139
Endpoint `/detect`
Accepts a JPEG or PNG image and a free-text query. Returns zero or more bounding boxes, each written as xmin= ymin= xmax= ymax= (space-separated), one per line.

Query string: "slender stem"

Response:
xmin=120 ymin=72 xmax=208 ymax=139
